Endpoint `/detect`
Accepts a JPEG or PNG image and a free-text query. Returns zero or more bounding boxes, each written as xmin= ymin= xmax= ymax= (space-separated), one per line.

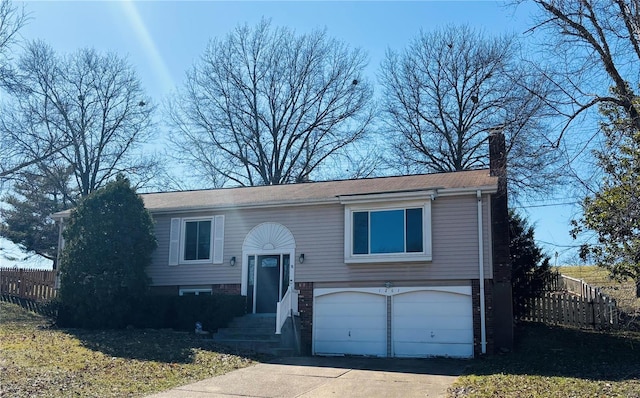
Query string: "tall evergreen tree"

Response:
xmin=58 ymin=175 xmax=156 ymax=328
xmin=510 ymin=210 xmax=552 ymax=319
xmin=0 ymin=168 xmax=73 ymax=262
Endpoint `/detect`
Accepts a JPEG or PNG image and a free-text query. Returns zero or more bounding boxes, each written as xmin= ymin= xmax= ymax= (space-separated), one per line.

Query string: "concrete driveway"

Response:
xmin=146 ymin=356 xmax=467 ymax=398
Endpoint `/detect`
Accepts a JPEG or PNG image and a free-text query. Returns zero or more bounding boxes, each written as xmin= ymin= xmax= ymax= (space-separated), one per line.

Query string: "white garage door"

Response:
xmin=392 ymin=290 xmax=473 ymax=358
xmin=313 ymin=291 xmax=387 ymax=356
xmin=313 ymin=287 xmax=473 ymax=358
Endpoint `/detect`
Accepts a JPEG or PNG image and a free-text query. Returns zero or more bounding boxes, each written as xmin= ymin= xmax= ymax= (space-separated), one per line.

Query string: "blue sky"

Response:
xmin=19 ymin=1 xmax=538 ymax=99
xmin=14 ymin=0 xmax=581 ymax=264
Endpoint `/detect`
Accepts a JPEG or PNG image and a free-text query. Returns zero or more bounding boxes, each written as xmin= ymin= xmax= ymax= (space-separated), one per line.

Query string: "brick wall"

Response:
xmin=295 ymin=281 xmax=314 ymax=354
xmin=149 ymin=284 xmax=241 ymax=296
xmin=212 ymin=284 xmax=241 ymax=295
xmin=472 ymin=279 xmax=494 ymax=356
xmin=489 ymin=131 xmax=514 ymax=351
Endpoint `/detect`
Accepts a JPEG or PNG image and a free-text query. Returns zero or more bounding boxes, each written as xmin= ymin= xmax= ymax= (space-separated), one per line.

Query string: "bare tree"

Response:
xmin=167 ymin=20 xmax=374 ymax=187
xmin=380 ymin=25 xmax=561 ymax=194
xmin=0 ymin=0 xmax=27 ymax=89
xmin=522 ymin=0 xmax=640 ymax=139
xmin=0 ymin=0 xmax=35 ymax=180
xmin=0 ymin=41 xmax=158 ymax=203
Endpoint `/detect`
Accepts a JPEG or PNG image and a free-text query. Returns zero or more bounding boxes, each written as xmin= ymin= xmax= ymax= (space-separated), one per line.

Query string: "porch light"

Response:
xmin=298 ymin=253 xmax=305 ymax=264
xmin=230 ymin=256 xmax=236 ymax=266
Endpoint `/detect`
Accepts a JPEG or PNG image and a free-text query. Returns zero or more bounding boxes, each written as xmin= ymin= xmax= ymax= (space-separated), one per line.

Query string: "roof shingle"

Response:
xmin=141 ymin=169 xmax=497 ymax=212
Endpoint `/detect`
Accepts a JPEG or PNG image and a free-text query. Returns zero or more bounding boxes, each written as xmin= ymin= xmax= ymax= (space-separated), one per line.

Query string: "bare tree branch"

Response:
xmin=521 ymin=0 xmax=640 ymax=135
xmin=0 ymin=0 xmax=27 ymax=90
xmin=379 ymin=24 xmax=563 ymax=195
xmin=1 ymin=41 xmax=160 ymax=203
xmin=167 ymin=20 xmax=374 ymax=187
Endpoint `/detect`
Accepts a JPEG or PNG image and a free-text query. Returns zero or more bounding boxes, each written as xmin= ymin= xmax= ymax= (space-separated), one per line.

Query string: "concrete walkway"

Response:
xmin=146 ymin=356 xmax=466 ymax=398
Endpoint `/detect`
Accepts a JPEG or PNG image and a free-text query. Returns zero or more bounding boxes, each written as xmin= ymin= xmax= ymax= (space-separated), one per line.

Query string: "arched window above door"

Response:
xmin=242 ymin=222 xmax=295 ymax=252
xmin=241 ymin=222 xmax=296 ymax=298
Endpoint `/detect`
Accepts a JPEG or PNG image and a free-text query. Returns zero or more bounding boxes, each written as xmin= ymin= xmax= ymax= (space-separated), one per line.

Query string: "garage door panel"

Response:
xmin=394 ymin=314 xmax=473 ymax=330
xmin=316 ymin=315 xmax=385 ymax=330
xmin=314 ymin=325 xmax=387 ymax=341
xmin=316 ymin=291 xmax=379 ymax=303
xmin=394 ymin=292 xmax=471 ymax=316
xmin=392 ymin=290 xmax=473 ymax=358
xmin=314 ymin=291 xmax=387 ymax=357
xmin=394 ymin=304 xmax=467 ymax=317
xmin=315 ymin=302 xmax=383 ymax=317
xmin=394 ymin=342 xmax=473 ymax=358
xmin=315 ymin=340 xmax=386 ymax=357
xmin=393 ymin=327 xmax=473 ymax=344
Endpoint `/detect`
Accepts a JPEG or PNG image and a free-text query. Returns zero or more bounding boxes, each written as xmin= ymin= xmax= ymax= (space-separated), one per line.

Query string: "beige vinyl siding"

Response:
xmin=147 ymin=195 xmax=493 ymax=287
xmin=148 ymin=206 xmax=343 ymax=286
xmin=150 ymin=213 xmax=238 ymax=286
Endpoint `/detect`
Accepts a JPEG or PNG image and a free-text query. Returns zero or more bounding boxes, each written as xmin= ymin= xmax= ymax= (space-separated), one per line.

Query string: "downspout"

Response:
xmin=477 ymin=190 xmax=487 ymax=354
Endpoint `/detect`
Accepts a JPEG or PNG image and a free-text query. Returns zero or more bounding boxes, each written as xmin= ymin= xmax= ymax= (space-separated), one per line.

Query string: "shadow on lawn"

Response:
xmin=66 ymin=328 xmax=265 ymax=364
xmin=468 ymin=322 xmax=640 ymax=382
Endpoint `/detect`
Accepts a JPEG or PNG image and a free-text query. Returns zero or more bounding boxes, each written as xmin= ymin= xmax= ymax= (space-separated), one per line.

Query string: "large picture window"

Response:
xmin=353 ymin=208 xmax=423 ymax=255
xmin=344 ymin=201 xmax=431 ymax=263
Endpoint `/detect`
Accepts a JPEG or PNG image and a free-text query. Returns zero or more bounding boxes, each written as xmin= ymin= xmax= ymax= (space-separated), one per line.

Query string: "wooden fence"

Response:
xmin=559 ymin=274 xmax=606 ymax=301
xmin=520 ymin=291 xmax=619 ymax=329
xmin=518 ymin=272 xmax=620 ymax=329
xmin=0 ymin=293 xmax=58 ymax=317
xmin=0 ymin=268 xmax=57 ymax=302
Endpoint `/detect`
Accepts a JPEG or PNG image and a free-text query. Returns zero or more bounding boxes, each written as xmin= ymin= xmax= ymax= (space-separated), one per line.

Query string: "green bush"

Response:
xmin=56 ymin=294 xmax=245 ymax=332
xmin=130 ymin=294 xmax=245 ymax=332
xmin=57 ymin=176 xmax=156 ymax=329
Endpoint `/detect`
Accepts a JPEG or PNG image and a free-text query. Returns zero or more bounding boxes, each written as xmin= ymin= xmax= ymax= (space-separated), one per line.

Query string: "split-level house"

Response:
xmin=54 ymin=132 xmax=513 ymax=358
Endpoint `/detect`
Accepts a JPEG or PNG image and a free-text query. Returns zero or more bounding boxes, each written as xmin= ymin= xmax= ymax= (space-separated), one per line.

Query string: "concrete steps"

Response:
xmin=212 ymin=314 xmax=295 ymax=356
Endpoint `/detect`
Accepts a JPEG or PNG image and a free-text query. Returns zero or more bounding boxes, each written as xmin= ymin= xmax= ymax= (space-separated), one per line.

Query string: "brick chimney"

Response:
xmin=489 ymin=129 xmax=513 ymax=351
xmin=489 ymin=129 xmax=506 ymax=178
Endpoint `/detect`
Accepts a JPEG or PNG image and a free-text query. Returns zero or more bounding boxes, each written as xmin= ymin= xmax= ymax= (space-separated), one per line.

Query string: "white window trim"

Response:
xmin=169 ymin=215 xmax=225 ymax=266
xmin=179 ymin=287 xmax=213 ymax=296
xmin=344 ymin=200 xmax=432 ymax=264
xmin=180 ymin=217 xmax=215 ymax=264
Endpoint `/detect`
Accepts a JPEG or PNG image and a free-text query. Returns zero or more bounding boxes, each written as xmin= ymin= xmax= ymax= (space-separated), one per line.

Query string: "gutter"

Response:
xmin=477 ymin=190 xmax=487 ymax=355
xmin=50 ymin=185 xmax=500 ymax=219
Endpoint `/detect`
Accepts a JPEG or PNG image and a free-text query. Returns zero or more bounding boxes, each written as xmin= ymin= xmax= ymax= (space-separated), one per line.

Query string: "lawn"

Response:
xmin=0 ymin=301 xmax=256 ymax=398
xmin=450 ymin=266 xmax=640 ymax=398
xmin=450 ymin=323 xmax=640 ymax=397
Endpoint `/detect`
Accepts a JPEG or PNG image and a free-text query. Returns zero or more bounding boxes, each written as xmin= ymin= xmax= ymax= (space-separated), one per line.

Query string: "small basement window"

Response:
xmin=179 ymin=287 xmax=213 ymax=296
